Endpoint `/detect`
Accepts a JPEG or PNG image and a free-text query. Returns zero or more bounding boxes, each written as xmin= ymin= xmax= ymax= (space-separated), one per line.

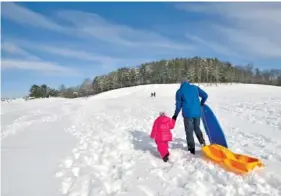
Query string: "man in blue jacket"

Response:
xmin=172 ymin=81 xmax=208 ymax=154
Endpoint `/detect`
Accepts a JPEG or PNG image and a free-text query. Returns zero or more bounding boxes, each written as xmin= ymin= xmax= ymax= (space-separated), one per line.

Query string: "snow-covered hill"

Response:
xmin=1 ymin=83 xmax=281 ymax=196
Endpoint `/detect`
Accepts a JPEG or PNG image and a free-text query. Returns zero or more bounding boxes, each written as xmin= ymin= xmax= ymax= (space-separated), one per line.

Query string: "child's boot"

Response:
xmin=163 ymin=153 xmax=169 ymax=162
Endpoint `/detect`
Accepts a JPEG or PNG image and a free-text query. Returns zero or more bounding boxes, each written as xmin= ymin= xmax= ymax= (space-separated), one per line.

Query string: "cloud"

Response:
xmin=175 ymin=2 xmax=281 ymax=60
xmin=3 ymin=2 xmax=281 ymax=62
xmin=35 ymin=45 xmax=151 ymax=65
xmin=175 ymin=3 xmax=281 ymax=24
xmin=2 ymin=3 xmax=193 ymax=54
xmin=56 ymin=10 xmax=191 ymax=51
xmin=2 ymin=2 xmax=192 ymax=72
xmin=37 ymin=46 xmax=150 ymax=70
xmin=184 ymin=33 xmax=240 ymax=58
xmin=16 ymin=41 xmax=119 ymax=64
xmin=215 ymin=26 xmax=281 ymax=59
xmin=1 ymin=2 xmax=62 ymax=31
xmin=2 ymin=39 xmax=151 ymax=73
xmin=1 ymin=41 xmax=79 ymax=76
xmin=1 ymin=42 xmax=40 ymax=60
xmin=1 ymin=59 xmax=81 ymax=76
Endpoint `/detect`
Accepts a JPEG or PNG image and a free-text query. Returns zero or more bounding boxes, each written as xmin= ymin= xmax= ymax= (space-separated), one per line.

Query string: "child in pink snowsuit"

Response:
xmin=150 ymin=112 xmax=176 ymax=162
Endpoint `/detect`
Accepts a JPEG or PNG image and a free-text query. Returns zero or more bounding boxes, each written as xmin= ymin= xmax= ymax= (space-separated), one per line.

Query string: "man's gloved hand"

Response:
xmin=172 ymin=115 xmax=177 ymax=120
xmin=200 ymin=101 xmax=205 ymax=106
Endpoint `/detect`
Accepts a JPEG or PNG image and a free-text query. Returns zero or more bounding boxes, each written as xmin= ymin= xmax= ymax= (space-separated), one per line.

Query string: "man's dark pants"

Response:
xmin=183 ymin=118 xmax=205 ymax=150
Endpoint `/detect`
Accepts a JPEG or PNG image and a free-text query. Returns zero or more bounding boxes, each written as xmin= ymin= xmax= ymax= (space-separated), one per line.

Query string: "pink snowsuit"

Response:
xmin=150 ymin=115 xmax=176 ymax=158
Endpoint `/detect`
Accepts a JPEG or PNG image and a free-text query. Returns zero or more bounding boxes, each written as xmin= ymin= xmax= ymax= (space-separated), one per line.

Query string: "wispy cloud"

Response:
xmin=2 ymin=39 xmax=151 ymax=73
xmin=175 ymin=2 xmax=281 ymax=60
xmin=36 ymin=46 xmax=151 ymax=70
xmin=2 ymin=3 xmax=193 ymax=53
xmin=1 ymin=42 xmax=40 ymax=60
xmin=56 ymin=10 xmax=191 ymax=51
xmin=184 ymin=33 xmax=240 ymax=58
xmin=59 ymin=10 xmax=196 ymax=59
xmin=1 ymin=2 xmax=62 ymax=31
xmin=2 ymin=59 xmax=80 ymax=76
xmin=1 ymin=40 xmax=81 ymax=76
xmin=14 ymin=40 xmax=120 ymax=64
xmin=2 ymin=2 xmax=196 ymax=75
xmin=215 ymin=26 xmax=281 ymax=59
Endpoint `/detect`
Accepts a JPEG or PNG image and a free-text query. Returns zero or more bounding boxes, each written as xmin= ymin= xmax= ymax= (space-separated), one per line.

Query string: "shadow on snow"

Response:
xmin=130 ymin=130 xmax=203 ymax=159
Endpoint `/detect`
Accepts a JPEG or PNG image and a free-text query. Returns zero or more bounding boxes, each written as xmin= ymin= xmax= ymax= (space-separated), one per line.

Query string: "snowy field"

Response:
xmin=1 ymin=83 xmax=281 ymax=196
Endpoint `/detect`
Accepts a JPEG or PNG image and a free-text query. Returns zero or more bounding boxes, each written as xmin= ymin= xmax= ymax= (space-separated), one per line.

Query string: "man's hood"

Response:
xmin=180 ymin=81 xmax=190 ymax=89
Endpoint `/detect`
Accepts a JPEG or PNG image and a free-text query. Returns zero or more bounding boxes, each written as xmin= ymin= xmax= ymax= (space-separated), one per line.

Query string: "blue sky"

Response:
xmin=2 ymin=2 xmax=281 ymax=98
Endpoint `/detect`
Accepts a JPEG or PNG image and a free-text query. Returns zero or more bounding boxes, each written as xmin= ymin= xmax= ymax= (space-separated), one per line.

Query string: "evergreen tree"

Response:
xmin=28 ymin=56 xmax=281 ymax=99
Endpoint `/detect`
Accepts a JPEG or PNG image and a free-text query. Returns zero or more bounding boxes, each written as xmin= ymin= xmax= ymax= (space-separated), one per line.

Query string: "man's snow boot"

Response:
xmin=188 ymin=148 xmax=195 ymax=155
xmin=201 ymin=142 xmax=206 ymax=147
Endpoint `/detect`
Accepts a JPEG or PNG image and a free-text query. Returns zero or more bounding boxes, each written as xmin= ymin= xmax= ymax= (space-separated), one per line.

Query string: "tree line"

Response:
xmin=28 ymin=79 xmax=93 ymax=99
xmin=28 ymin=56 xmax=281 ymax=98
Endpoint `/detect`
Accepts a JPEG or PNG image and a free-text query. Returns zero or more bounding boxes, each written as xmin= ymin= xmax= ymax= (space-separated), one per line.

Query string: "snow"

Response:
xmin=1 ymin=98 xmax=78 ymax=196
xmin=1 ymin=83 xmax=281 ymax=196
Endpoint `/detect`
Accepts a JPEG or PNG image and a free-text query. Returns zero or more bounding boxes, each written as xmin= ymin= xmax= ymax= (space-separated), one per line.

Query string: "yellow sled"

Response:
xmin=201 ymin=144 xmax=264 ymax=174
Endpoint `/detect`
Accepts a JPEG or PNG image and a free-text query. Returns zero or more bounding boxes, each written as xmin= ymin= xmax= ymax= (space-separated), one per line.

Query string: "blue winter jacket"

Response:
xmin=174 ymin=82 xmax=208 ymax=118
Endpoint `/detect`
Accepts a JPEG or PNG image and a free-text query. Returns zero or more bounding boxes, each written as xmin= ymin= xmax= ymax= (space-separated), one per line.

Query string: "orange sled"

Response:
xmin=201 ymin=144 xmax=264 ymax=174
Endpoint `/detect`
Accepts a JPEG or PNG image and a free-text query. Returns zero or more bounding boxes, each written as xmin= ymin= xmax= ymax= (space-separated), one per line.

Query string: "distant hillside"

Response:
xmin=29 ymin=56 xmax=281 ymax=99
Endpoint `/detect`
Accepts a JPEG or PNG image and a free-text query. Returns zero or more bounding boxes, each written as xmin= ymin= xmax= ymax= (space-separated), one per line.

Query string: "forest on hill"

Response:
xmin=28 ymin=57 xmax=281 ymax=99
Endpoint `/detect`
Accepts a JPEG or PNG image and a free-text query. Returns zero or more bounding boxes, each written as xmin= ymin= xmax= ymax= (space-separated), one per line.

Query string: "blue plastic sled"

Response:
xmin=201 ymin=104 xmax=228 ymax=148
